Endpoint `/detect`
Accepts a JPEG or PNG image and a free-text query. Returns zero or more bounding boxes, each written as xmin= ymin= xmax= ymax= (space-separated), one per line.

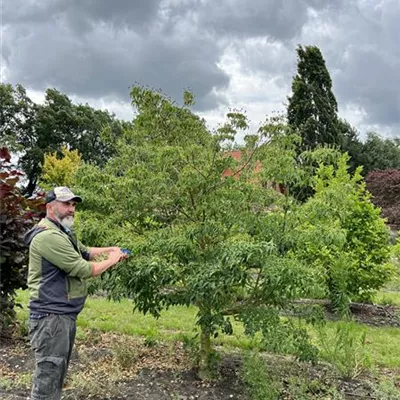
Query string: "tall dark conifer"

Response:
xmin=287 ymin=45 xmax=340 ymax=152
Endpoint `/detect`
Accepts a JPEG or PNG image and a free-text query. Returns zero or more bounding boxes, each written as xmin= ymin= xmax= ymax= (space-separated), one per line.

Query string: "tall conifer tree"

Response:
xmin=287 ymin=45 xmax=340 ymax=152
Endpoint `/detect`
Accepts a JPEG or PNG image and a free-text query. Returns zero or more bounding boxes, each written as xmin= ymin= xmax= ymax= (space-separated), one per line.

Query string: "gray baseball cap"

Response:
xmin=45 ymin=187 xmax=83 ymax=204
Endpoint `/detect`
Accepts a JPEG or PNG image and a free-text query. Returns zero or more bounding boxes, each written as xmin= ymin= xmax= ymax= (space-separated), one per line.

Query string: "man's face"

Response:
xmin=49 ymin=200 xmax=77 ymax=229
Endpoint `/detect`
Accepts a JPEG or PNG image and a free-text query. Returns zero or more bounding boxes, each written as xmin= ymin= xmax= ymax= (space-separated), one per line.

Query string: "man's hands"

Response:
xmin=104 ymin=247 xmax=121 ymax=254
xmin=107 ymin=248 xmax=129 ymax=263
xmin=91 ymin=247 xmax=129 ymax=277
xmin=107 ymin=249 xmax=124 ymax=264
xmin=89 ymin=246 xmax=128 ymax=260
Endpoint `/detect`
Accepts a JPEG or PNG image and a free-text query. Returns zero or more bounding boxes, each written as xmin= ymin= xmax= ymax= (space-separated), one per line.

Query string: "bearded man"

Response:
xmin=24 ymin=186 xmax=126 ymax=400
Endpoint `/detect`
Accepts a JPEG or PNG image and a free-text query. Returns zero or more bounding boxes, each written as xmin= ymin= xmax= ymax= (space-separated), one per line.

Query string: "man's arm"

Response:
xmin=87 ymin=246 xmax=120 ymax=260
xmin=35 ymin=232 xmax=124 ymax=278
xmin=91 ymin=250 xmax=122 ymax=277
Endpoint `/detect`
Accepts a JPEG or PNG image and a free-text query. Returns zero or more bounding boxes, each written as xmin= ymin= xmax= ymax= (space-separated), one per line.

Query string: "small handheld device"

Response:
xmin=121 ymin=248 xmax=132 ymax=255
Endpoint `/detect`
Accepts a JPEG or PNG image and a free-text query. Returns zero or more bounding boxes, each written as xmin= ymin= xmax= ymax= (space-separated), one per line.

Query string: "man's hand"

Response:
xmin=88 ymin=246 xmax=121 ymax=260
xmin=108 ymin=247 xmax=129 ymax=261
xmin=103 ymin=247 xmax=121 ymax=254
xmin=91 ymin=248 xmax=125 ymax=277
xmin=107 ymin=249 xmax=123 ymax=265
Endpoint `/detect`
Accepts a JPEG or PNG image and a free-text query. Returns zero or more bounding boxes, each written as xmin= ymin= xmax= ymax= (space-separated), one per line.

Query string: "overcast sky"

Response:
xmin=1 ymin=0 xmax=399 ymax=139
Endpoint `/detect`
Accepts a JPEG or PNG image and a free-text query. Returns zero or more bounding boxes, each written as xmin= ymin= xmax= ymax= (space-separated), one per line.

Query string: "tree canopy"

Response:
xmin=71 ymin=87 xmax=392 ymax=375
xmin=0 ymin=84 xmax=130 ymax=196
xmin=287 ymin=45 xmax=340 ymax=152
xmin=40 ymin=146 xmax=82 ymax=189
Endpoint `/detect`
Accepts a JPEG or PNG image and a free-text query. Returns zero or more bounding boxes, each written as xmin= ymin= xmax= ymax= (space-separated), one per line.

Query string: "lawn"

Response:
xmin=15 ymin=289 xmax=400 ymax=369
xmin=374 ymin=290 xmax=400 ymax=307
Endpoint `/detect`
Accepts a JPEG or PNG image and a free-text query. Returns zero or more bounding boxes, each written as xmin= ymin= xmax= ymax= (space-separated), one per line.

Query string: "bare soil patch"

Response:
xmin=346 ymin=303 xmax=400 ymax=327
xmin=0 ymin=333 xmax=247 ymax=400
xmin=291 ymin=300 xmax=400 ymax=327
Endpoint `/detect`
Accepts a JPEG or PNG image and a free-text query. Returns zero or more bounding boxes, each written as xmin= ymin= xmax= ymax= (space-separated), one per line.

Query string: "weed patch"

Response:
xmin=316 ymin=322 xmax=371 ymax=379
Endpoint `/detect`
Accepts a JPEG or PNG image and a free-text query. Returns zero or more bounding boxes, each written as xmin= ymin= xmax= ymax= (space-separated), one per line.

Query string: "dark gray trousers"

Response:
xmin=29 ymin=315 xmax=76 ymax=400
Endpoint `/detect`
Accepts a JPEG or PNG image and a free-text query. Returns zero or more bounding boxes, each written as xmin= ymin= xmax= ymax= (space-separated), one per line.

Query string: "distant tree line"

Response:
xmin=1 ymin=49 xmax=399 ymax=199
xmin=0 ymin=84 xmax=132 ymax=197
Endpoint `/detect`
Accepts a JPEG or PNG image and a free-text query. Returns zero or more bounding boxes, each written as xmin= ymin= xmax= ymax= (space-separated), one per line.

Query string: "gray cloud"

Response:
xmin=228 ymin=0 xmax=400 ymax=134
xmin=2 ymin=0 xmax=343 ymax=110
xmin=337 ymin=48 xmax=400 ymax=126
xmin=202 ymin=0 xmax=345 ymax=40
xmin=297 ymin=0 xmax=400 ymax=132
xmin=2 ymin=0 xmax=229 ymax=110
xmin=3 ymin=0 xmax=161 ymax=30
xmin=3 ymin=19 xmax=228 ymax=108
xmin=169 ymin=0 xmax=345 ymax=41
xmin=2 ymin=0 xmax=399 ymax=135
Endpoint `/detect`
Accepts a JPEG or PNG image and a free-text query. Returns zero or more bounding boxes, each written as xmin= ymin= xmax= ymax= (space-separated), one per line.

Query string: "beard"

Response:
xmin=60 ymin=215 xmax=74 ymax=229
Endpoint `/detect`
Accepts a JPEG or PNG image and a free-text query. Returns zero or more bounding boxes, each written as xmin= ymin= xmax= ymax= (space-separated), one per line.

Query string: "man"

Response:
xmin=24 ymin=186 xmax=126 ymax=400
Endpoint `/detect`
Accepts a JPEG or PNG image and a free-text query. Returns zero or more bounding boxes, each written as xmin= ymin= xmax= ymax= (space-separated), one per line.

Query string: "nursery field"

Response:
xmin=0 ymin=289 xmax=399 ymax=400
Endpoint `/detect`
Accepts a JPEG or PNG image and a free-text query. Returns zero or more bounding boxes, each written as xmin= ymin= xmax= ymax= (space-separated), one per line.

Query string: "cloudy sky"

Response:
xmin=1 ymin=0 xmax=399 ymax=139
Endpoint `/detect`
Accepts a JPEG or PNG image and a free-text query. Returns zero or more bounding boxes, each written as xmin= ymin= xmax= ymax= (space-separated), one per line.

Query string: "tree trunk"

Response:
xmin=198 ymin=327 xmax=212 ymax=380
xmin=23 ymin=177 xmax=37 ymax=198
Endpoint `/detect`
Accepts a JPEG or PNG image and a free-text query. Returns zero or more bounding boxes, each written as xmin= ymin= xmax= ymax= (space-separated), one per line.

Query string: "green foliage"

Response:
xmin=336 ymin=119 xmax=365 ymax=174
xmin=0 ymin=147 xmax=45 ymax=334
xmin=362 ymin=132 xmax=400 ymax=175
xmin=242 ymin=353 xmax=281 ymax=400
xmin=72 ymin=86 xmax=393 ymax=375
xmin=0 ymin=372 xmax=32 ymax=390
xmin=181 ymin=334 xmax=201 ymax=365
xmin=287 ymin=45 xmax=340 ymax=153
xmin=342 ymin=194 xmax=393 ymax=302
xmin=240 ymin=308 xmax=319 ymax=363
xmin=286 ymin=46 xmax=377 ymax=201
xmin=0 ymin=83 xmax=16 ymax=140
xmin=384 ymin=241 xmax=400 ymax=291
xmin=374 ymin=379 xmax=400 ymax=400
xmin=293 ymin=155 xmax=393 ymax=305
xmin=287 ymin=46 xmax=400 ymax=179
xmin=0 ymin=83 xmax=129 ymax=196
xmin=113 ymin=342 xmax=139 ymax=369
xmin=286 ymin=45 xmax=380 ymax=181
xmin=242 ymin=352 xmax=349 ymax=400
xmin=40 ymin=145 xmax=82 ymax=189
xmin=316 ymin=322 xmax=371 ymax=379
xmin=0 ymin=84 xmax=37 ymax=151
xmin=74 ymin=88 xmax=321 ymax=374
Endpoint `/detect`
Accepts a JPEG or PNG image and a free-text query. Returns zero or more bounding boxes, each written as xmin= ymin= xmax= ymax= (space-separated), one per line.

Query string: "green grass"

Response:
xmin=363 ymin=325 xmax=400 ymax=368
xmin=15 ymin=290 xmax=400 ymax=368
xmin=374 ymin=290 xmax=400 ymax=307
xmin=306 ymin=320 xmax=400 ymax=369
xmin=16 ymin=290 xmax=197 ymax=339
xmin=0 ymin=373 xmax=32 ymax=390
xmin=15 ymin=290 xmax=255 ymax=347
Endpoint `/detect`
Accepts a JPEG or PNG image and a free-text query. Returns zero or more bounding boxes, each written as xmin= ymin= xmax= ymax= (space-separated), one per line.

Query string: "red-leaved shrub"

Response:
xmin=0 ymin=147 xmax=45 ymax=335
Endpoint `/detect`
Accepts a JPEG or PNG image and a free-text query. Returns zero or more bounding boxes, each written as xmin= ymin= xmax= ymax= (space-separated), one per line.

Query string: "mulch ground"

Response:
xmin=290 ymin=300 xmax=400 ymax=328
